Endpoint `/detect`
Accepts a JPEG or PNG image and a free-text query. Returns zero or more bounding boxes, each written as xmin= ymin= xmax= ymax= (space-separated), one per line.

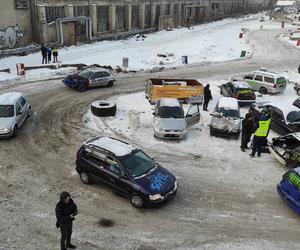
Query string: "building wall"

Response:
xmin=0 ymin=0 xmax=33 ymax=49
xmin=0 ymin=0 xmax=277 ymax=48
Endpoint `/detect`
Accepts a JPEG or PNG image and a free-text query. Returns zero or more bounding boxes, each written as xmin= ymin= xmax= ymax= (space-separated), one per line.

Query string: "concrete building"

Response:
xmin=0 ymin=0 xmax=277 ymax=49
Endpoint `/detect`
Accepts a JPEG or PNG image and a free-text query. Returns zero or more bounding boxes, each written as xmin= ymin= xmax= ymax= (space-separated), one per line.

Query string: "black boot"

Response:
xmin=66 ymin=243 xmax=76 ymax=249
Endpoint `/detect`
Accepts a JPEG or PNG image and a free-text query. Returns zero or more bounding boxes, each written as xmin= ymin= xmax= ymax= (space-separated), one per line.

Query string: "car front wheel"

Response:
xmin=107 ymin=81 xmax=114 ymax=88
xmin=131 ymin=194 xmax=144 ymax=208
xmin=27 ymin=107 xmax=32 ymax=118
xmin=80 ymin=172 xmax=91 ymax=184
xmin=297 ymin=88 xmax=300 ymax=96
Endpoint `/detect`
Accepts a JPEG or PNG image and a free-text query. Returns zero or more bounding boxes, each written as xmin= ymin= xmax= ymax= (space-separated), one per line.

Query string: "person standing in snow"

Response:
xmin=240 ymin=113 xmax=255 ymax=152
xmin=47 ymin=47 xmax=52 ymax=64
xmin=41 ymin=44 xmax=48 ymax=64
xmin=52 ymin=47 xmax=58 ymax=63
xmin=203 ymin=84 xmax=212 ymax=111
xmin=55 ymin=191 xmax=77 ymax=250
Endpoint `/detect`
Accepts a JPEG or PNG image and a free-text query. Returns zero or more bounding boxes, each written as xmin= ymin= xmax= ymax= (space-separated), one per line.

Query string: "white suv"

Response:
xmin=0 ymin=92 xmax=31 ymax=138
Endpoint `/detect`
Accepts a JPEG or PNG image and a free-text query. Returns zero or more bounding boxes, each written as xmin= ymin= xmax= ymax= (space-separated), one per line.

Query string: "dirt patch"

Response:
xmin=97 ymin=218 xmax=115 ymax=228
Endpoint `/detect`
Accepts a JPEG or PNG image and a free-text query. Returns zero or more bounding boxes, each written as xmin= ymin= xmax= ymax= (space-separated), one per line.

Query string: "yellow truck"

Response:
xmin=145 ymin=78 xmax=204 ymax=104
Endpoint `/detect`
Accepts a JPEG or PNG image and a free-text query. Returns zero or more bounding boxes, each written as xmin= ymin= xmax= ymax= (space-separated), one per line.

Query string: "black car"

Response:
xmin=76 ymin=136 xmax=177 ymax=208
xmin=261 ymin=103 xmax=300 ymax=135
xmin=220 ymin=81 xmax=256 ymax=105
xmin=270 ymin=133 xmax=300 ymax=168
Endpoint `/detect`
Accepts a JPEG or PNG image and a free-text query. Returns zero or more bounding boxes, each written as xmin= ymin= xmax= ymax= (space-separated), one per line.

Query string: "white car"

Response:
xmin=210 ymin=97 xmax=241 ymax=138
xmin=0 ymin=92 xmax=31 ymax=138
xmin=153 ymin=98 xmax=200 ymax=139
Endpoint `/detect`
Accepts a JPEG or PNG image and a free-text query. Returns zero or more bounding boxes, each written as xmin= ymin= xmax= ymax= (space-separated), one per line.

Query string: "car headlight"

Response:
xmin=0 ymin=128 xmax=10 ymax=133
xmin=149 ymin=194 xmax=163 ymax=200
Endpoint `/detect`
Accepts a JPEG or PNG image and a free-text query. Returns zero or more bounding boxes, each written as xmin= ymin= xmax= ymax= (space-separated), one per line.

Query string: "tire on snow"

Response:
xmin=91 ymin=101 xmax=117 ymax=117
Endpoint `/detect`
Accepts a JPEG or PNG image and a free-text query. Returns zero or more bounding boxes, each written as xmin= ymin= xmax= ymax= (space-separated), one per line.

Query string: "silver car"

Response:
xmin=210 ymin=97 xmax=241 ymax=138
xmin=0 ymin=92 xmax=31 ymax=138
xmin=153 ymin=98 xmax=200 ymax=139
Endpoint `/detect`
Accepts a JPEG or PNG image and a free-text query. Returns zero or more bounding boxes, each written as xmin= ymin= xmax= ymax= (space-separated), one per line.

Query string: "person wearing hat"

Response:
xmin=55 ymin=192 xmax=78 ymax=250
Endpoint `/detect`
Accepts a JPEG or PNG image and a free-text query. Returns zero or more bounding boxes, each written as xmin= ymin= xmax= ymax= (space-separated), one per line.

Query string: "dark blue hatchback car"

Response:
xmin=277 ymin=167 xmax=300 ymax=215
xmin=76 ymin=136 xmax=177 ymax=208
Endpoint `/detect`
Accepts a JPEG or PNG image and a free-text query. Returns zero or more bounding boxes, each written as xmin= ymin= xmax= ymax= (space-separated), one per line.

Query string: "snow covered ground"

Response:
xmin=0 ymin=13 xmax=290 ymax=83
xmin=84 ymin=71 xmax=299 ymax=159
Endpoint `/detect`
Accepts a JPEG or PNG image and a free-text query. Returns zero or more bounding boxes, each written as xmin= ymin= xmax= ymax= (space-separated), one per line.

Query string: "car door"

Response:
xmin=270 ymin=106 xmax=290 ymax=135
xmin=18 ymin=97 xmax=27 ymax=123
xmin=185 ymin=105 xmax=200 ymax=126
xmin=82 ymin=150 xmax=107 ymax=182
xmin=101 ymin=71 xmax=111 ymax=86
xmin=93 ymin=72 xmax=106 ymax=87
xmin=15 ymin=101 xmax=23 ymax=126
xmin=101 ymin=156 xmax=132 ymax=195
xmin=221 ymin=83 xmax=230 ymax=97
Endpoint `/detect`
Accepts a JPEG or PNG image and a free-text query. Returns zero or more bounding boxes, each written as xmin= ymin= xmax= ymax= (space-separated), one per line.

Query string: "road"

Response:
xmin=0 ymin=28 xmax=300 ymax=250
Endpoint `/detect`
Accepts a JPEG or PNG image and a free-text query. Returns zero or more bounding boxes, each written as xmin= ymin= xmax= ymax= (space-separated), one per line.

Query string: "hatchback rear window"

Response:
xmin=287 ymin=171 xmax=300 ymax=190
xmin=0 ymin=105 xmax=14 ymax=117
xmin=276 ymin=77 xmax=287 ymax=85
xmin=236 ymin=88 xmax=254 ymax=95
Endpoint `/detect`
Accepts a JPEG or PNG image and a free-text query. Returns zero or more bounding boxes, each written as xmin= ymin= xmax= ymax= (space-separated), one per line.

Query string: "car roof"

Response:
xmin=265 ymin=101 xmax=299 ymax=117
xmin=84 ymin=67 xmax=110 ymax=73
xmin=83 ymin=136 xmax=136 ymax=157
xmin=253 ymin=70 xmax=284 ymax=78
xmin=159 ymin=98 xmax=181 ymax=107
xmin=218 ymin=97 xmax=239 ymax=109
xmin=231 ymin=81 xmax=252 ymax=89
xmin=0 ymin=92 xmax=23 ymax=105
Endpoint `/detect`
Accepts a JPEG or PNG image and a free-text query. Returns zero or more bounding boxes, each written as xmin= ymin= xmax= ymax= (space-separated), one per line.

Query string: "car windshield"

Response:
xmin=78 ymin=70 xmax=93 ymax=79
xmin=121 ymin=150 xmax=155 ymax=178
xmin=158 ymin=106 xmax=184 ymax=118
xmin=0 ymin=105 xmax=14 ymax=117
xmin=287 ymin=111 xmax=300 ymax=123
xmin=236 ymin=88 xmax=254 ymax=95
xmin=217 ymin=107 xmax=239 ymax=118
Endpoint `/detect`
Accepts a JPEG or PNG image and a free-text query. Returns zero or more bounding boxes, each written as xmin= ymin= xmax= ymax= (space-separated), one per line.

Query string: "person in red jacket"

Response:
xmin=55 ymin=192 xmax=78 ymax=250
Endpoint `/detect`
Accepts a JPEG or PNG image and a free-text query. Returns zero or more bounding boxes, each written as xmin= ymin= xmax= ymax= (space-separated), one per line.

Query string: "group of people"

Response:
xmin=240 ymin=107 xmax=272 ymax=157
xmin=41 ymin=44 xmax=59 ymax=64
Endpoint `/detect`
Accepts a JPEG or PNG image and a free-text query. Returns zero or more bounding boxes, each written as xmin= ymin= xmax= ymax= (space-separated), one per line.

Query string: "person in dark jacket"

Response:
xmin=240 ymin=113 xmax=255 ymax=152
xmin=47 ymin=47 xmax=52 ymax=64
xmin=41 ymin=44 xmax=48 ymax=64
xmin=55 ymin=191 xmax=78 ymax=250
xmin=203 ymin=84 xmax=212 ymax=111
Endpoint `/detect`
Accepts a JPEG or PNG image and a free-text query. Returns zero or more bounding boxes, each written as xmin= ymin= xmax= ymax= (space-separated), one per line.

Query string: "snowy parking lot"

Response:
xmin=1 ymin=13 xmax=300 ymax=250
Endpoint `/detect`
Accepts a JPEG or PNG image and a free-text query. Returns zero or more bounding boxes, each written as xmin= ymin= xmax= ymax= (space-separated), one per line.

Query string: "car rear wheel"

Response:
xmin=80 ymin=172 xmax=91 ymax=184
xmin=107 ymin=81 xmax=114 ymax=88
xmin=297 ymin=88 xmax=300 ymax=96
xmin=131 ymin=194 xmax=144 ymax=208
xmin=259 ymin=87 xmax=268 ymax=95
xmin=78 ymin=83 xmax=86 ymax=92
xmin=27 ymin=107 xmax=31 ymax=118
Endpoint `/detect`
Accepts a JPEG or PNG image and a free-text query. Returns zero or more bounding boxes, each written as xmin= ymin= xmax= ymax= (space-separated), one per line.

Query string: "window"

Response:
xmin=97 ymin=6 xmax=109 ymax=32
xmin=45 ymin=6 xmax=65 ymax=23
xmin=276 ymin=77 xmax=287 ymax=85
xmin=0 ymin=105 xmax=14 ymax=117
xmin=287 ymin=111 xmax=300 ymax=123
xmin=92 ymin=72 xmax=103 ymax=79
xmin=16 ymin=102 xmax=22 ymax=114
xmin=106 ymin=156 xmax=122 ymax=176
xmin=132 ymin=5 xmax=140 ymax=28
xmin=271 ymin=108 xmax=284 ymax=121
xmin=78 ymin=70 xmax=93 ymax=79
xmin=102 ymin=72 xmax=110 ymax=77
xmin=254 ymin=75 xmax=263 ymax=81
xmin=264 ymin=76 xmax=274 ymax=84
xmin=74 ymin=6 xmax=89 ymax=17
xmin=15 ymin=0 xmax=28 ymax=9
xmin=158 ymin=106 xmax=184 ymax=118
xmin=116 ymin=6 xmax=126 ymax=31
xmin=19 ymin=97 xmax=26 ymax=107
xmin=244 ymin=74 xmax=254 ymax=80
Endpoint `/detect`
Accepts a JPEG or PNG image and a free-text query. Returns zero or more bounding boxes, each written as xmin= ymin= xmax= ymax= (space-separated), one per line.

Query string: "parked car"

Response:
xmin=220 ymin=81 xmax=256 ymax=105
xmin=63 ymin=68 xmax=115 ymax=92
xmin=270 ymin=133 xmax=300 ymax=168
xmin=242 ymin=69 xmax=287 ymax=94
xmin=294 ymin=82 xmax=300 ymax=96
xmin=210 ymin=97 xmax=241 ymax=138
xmin=0 ymin=92 xmax=31 ymax=138
xmin=153 ymin=98 xmax=200 ymax=139
xmin=277 ymin=167 xmax=300 ymax=215
xmin=260 ymin=102 xmax=300 ymax=135
xmin=76 ymin=136 xmax=178 ymax=208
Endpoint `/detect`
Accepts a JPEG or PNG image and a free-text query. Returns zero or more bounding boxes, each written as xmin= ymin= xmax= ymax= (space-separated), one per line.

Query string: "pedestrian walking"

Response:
xmin=52 ymin=47 xmax=58 ymax=63
xmin=240 ymin=113 xmax=255 ymax=152
xmin=47 ymin=47 xmax=52 ymax=64
xmin=250 ymin=112 xmax=271 ymax=157
xmin=203 ymin=84 xmax=212 ymax=111
xmin=55 ymin=191 xmax=77 ymax=250
xmin=41 ymin=44 xmax=48 ymax=64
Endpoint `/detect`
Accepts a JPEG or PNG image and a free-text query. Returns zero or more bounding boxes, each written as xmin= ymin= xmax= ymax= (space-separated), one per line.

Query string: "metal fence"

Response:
xmin=158 ymin=14 xmax=181 ymax=30
xmin=74 ymin=6 xmax=89 ymax=17
xmin=45 ymin=6 xmax=65 ymax=23
xmin=116 ymin=5 xmax=126 ymax=31
xmin=97 ymin=6 xmax=109 ymax=32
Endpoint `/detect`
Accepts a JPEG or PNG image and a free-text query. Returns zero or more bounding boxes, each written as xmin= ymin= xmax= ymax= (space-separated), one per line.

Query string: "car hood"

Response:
xmin=0 ymin=117 xmax=14 ymax=129
xmin=154 ymin=117 xmax=186 ymax=130
xmin=211 ymin=116 xmax=241 ymax=131
xmin=133 ymin=165 xmax=176 ymax=195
